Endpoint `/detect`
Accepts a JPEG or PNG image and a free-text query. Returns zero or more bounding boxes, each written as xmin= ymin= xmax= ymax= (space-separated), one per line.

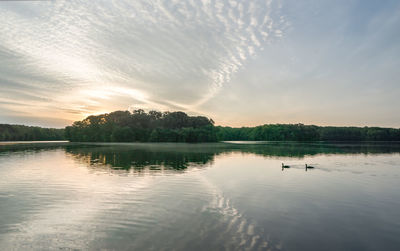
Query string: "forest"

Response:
xmin=65 ymin=109 xmax=400 ymax=142
xmin=2 ymin=109 xmax=400 ymax=142
xmin=65 ymin=110 xmax=217 ymax=142
xmin=216 ymin=124 xmax=400 ymax=141
xmin=0 ymin=124 xmax=65 ymax=141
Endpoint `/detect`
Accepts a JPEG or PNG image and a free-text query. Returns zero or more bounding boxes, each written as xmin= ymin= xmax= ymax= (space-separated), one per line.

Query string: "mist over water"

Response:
xmin=0 ymin=142 xmax=400 ymax=250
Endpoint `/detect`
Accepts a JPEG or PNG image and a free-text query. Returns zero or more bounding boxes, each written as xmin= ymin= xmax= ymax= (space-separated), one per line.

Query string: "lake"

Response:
xmin=0 ymin=142 xmax=400 ymax=251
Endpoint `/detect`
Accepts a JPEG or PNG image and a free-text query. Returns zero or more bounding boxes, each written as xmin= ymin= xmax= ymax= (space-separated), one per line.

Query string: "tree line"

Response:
xmin=65 ymin=110 xmax=217 ymax=142
xmin=216 ymin=124 xmax=400 ymax=141
xmin=2 ymin=110 xmax=400 ymax=142
xmin=0 ymin=124 xmax=65 ymax=141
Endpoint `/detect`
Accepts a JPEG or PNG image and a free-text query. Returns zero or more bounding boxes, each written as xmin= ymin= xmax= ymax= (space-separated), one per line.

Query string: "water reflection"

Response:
xmin=66 ymin=142 xmax=400 ymax=172
xmin=65 ymin=145 xmax=215 ymax=171
xmin=2 ymin=142 xmax=400 ymax=173
xmin=1 ymin=142 xmax=400 ymax=250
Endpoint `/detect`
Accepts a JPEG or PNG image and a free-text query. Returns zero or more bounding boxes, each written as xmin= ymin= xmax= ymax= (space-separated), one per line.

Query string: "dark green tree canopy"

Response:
xmin=65 ymin=109 xmax=216 ymax=142
xmin=4 ymin=110 xmax=399 ymax=142
xmin=64 ymin=109 xmax=400 ymax=143
xmin=0 ymin=124 xmax=64 ymax=141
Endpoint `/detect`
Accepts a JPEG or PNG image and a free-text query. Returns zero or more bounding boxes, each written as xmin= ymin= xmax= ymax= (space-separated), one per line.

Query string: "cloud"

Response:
xmin=0 ymin=0 xmax=286 ymax=126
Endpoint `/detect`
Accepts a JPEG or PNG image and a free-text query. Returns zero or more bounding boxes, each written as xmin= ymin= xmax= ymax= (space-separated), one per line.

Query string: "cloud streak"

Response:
xmin=0 ymin=0 xmax=286 ymax=126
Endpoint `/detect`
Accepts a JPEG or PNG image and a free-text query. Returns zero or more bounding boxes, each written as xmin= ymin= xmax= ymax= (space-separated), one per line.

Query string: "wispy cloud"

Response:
xmin=3 ymin=1 xmax=398 ymax=128
xmin=0 ymin=0 xmax=286 ymax=126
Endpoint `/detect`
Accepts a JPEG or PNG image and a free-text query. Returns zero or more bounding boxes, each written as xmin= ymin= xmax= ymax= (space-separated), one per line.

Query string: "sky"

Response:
xmin=0 ymin=0 xmax=399 ymax=128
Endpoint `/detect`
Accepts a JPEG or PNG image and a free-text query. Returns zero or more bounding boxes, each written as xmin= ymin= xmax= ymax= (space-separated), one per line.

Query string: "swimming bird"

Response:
xmin=282 ymin=163 xmax=290 ymax=168
xmin=305 ymin=164 xmax=314 ymax=169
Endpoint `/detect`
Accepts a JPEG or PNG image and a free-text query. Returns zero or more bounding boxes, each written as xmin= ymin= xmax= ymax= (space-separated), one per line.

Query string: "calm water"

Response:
xmin=0 ymin=142 xmax=400 ymax=251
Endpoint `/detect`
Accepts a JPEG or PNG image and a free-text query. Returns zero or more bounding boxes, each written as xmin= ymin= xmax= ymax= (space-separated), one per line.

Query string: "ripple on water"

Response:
xmin=1 ymin=144 xmax=400 ymax=250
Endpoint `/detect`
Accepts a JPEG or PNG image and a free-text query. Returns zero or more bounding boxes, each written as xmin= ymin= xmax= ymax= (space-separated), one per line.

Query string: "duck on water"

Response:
xmin=305 ymin=164 xmax=315 ymax=171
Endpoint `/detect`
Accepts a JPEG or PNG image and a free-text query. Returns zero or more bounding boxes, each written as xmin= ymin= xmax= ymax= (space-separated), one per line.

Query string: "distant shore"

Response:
xmin=2 ymin=109 xmax=400 ymax=143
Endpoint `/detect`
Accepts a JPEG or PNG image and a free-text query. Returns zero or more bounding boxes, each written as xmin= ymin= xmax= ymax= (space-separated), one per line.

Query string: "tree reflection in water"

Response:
xmin=2 ymin=141 xmax=400 ymax=174
xmin=59 ymin=142 xmax=400 ymax=174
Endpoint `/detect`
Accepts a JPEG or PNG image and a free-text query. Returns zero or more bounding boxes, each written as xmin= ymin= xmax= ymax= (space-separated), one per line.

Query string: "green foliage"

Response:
xmin=216 ymin=124 xmax=400 ymax=141
xmin=65 ymin=110 xmax=400 ymax=143
xmin=0 ymin=124 xmax=65 ymax=141
xmin=65 ymin=110 xmax=217 ymax=142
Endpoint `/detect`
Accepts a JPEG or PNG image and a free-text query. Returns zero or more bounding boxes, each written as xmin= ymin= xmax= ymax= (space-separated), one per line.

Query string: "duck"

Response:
xmin=282 ymin=163 xmax=290 ymax=168
xmin=305 ymin=164 xmax=315 ymax=169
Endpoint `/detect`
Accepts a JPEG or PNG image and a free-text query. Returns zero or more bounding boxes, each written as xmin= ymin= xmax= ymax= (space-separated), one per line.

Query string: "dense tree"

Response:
xmin=65 ymin=110 xmax=400 ymax=143
xmin=215 ymin=124 xmax=400 ymax=142
xmin=65 ymin=110 xmax=216 ymax=142
xmin=0 ymin=124 xmax=65 ymax=141
xmin=3 ymin=115 xmax=400 ymax=143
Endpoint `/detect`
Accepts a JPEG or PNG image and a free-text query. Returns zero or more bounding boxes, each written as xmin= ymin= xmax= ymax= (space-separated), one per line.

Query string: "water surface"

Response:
xmin=0 ymin=142 xmax=399 ymax=250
